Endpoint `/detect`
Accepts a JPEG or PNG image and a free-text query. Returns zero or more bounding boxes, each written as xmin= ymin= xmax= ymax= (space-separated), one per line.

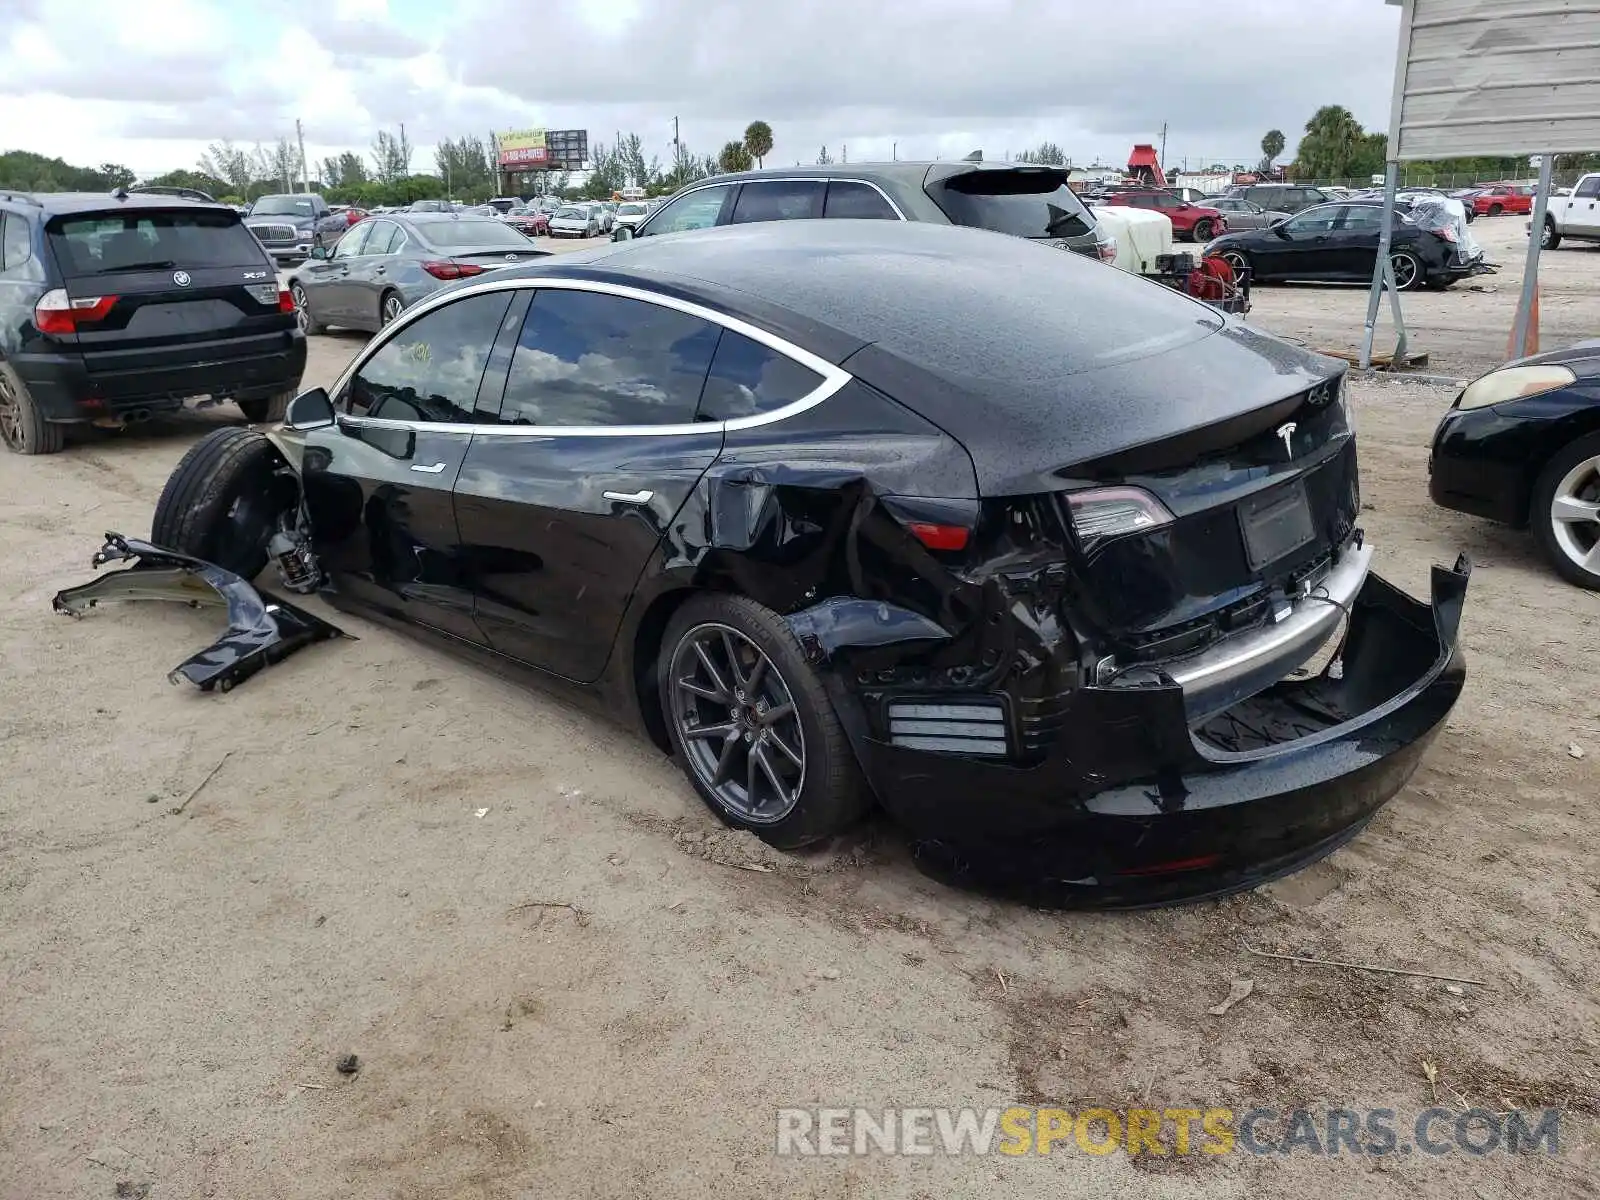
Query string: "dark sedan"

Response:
xmin=1431 ymin=342 xmax=1600 ymax=589
xmin=133 ymin=221 xmax=1468 ymax=906
xmin=1204 ymin=201 xmax=1477 ymax=290
xmin=286 ymin=213 xmax=548 ymax=333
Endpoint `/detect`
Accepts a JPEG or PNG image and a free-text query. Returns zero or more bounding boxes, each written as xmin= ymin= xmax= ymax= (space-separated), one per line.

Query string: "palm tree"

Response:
xmin=744 ymin=121 xmax=773 ymax=169
xmin=718 ymin=141 xmax=753 ymax=174
xmin=1297 ymin=106 xmax=1365 ymax=179
xmin=1261 ymin=129 xmax=1286 ymax=167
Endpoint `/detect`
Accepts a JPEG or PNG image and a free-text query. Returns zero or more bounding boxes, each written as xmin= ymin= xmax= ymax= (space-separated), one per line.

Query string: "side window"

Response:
xmin=1575 ymin=176 xmax=1600 ymax=199
xmin=1338 ymin=206 xmax=1386 ymax=231
xmin=333 ymin=222 xmax=370 ymax=259
xmin=1124 ymin=194 xmax=1153 ymax=208
xmin=347 ymin=292 xmax=513 ymax=422
xmin=1 ymin=213 xmax=31 ymax=272
xmin=1149 ymin=193 xmax=1179 ymax=209
xmin=729 ymin=180 xmax=826 ymax=224
xmin=498 ymin=289 xmax=721 ymax=427
xmin=823 ymin=181 xmax=898 ymax=220
xmin=364 ymin=222 xmax=400 ymax=256
xmin=1285 ymin=207 xmax=1340 ymax=234
xmin=637 ymin=185 xmax=733 ymax=236
xmin=698 ymin=330 xmax=825 ymax=421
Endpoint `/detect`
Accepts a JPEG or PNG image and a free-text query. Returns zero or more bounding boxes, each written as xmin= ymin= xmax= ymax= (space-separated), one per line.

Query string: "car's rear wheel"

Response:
xmin=1532 ymin=432 xmax=1600 ymax=590
xmin=290 ymin=282 xmax=321 ymax=334
xmin=380 ymin=291 xmax=404 ymax=326
xmin=151 ymin=427 xmax=296 ymax=578
xmin=0 ymin=366 xmax=64 ymax=455
xmin=1390 ymin=250 xmax=1423 ymax=291
xmin=1191 ymin=218 xmax=1214 ymax=242
xmin=660 ymin=594 xmax=870 ymax=849
xmin=237 ymin=388 xmax=294 ymax=424
xmin=1542 ymin=220 xmax=1562 ymax=250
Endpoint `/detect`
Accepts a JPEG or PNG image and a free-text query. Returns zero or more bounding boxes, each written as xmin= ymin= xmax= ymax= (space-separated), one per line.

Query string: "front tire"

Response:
xmin=0 ymin=366 xmax=64 ymax=455
xmin=290 ymin=282 xmax=322 ymax=334
xmin=1218 ymin=249 xmax=1252 ymax=282
xmin=150 ymin=427 xmax=296 ymax=578
xmin=1489 ymin=203 xmax=1504 ymax=217
xmin=1531 ymin=432 xmax=1600 ymax=590
xmin=1191 ymin=218 xmax=1214 ymax=242
xmin=659 ymin=594 xmax=871 ymax=849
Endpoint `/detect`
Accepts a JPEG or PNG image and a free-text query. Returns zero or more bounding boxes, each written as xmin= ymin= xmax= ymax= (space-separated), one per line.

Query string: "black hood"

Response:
xmin=844 ymin=321 xmax=1344 ymax=496
xmin=1500 ymin=339 xmax=1600 ymax=379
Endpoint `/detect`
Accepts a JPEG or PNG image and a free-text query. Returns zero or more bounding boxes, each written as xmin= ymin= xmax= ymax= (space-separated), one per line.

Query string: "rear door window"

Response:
xmin=1 ymin=213 xmax=32 ymax=271
xmin=363 ymin=221 xmax=401 ymax=255
xmin=929 ymin=168 xmax=1094 ymax=239
xmin=730 ymin=180 xmax=825 ymax=223
xmin=347 ymin=291 xmax=514 ymax=422
xmin=823 ymin=181 xmax=898 ymax=219
xmin=697 ymin=329 xmax=825 ymax=421
xmin=47 ymin=209 xmax=264 ymax=274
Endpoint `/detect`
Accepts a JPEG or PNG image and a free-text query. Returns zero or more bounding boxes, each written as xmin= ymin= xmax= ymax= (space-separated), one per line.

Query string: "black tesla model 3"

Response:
xmin=140 ymin=220 xmax=1470 ymax=906
xmin=1430 ymin=342 xmax=1600 ymax=589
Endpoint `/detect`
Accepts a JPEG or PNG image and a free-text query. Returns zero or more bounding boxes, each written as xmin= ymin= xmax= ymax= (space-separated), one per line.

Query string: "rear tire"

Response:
xmin=150 ymin=427 xmax=296 ymax=578
xmin=659 ymin=593 xmax=871 ymax=850
xmin=1390 ymin=250 xmax=1424 ymax=291
xmin=1542 ymin=220 xmax=1562 ymax=250
xmin=380 ymin=291 xmax=403 ymax=326
xmin=0 ymin=366 xmax=64 ymax=455
xmin=1531 ymin=432 xmax=1600 ymax=590
xmin=237 ymin=388 xmax=293 ymax=424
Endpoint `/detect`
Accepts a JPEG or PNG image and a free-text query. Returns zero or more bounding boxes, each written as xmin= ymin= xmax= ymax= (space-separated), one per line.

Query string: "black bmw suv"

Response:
xmin=0 ymin=189 xmax=306 ymax=455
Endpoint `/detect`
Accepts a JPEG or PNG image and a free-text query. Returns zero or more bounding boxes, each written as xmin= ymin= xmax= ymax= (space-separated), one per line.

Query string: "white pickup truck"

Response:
xmin=1537 ymin=173 xmax=1600 ymax=249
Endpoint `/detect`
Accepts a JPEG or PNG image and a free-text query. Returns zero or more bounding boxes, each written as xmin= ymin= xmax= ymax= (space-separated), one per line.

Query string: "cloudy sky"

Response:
xmin=0 ymin=0 xmax=1402 ymax=180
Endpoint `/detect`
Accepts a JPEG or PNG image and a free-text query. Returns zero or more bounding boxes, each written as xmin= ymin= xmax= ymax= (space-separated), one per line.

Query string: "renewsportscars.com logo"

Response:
xmin=775 ymin=1106 xmax=1563 ymax=1158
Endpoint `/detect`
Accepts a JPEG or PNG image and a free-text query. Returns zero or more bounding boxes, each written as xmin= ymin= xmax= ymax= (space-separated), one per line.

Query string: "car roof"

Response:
xmin=0 ymin=190 xmax=231 ymax=216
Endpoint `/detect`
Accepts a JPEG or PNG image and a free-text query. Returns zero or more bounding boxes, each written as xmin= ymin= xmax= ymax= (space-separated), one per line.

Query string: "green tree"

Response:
xmin=370 ymin=129 xmax=412 ymax=185
xmin=1015 ymin=141 xmax=1066 ymax=166
xmin=816 ymin=145 xmax=834 ymax=165
xmin=618 ymin=132 xmax=650 ymax=190
xmin=435 ymin=135 xmax=494 ymax=200
xmin=743 ymin=120 xmax=773 ymax=169
xmin=1260 ymin=129 xmax=1286 ymax=169
xmin=718 ymin=140 xmax=753 ymax=173
xmin=145 ymin=168 xmax=230 ymax=196
xmin=197 ymin=139 xmax=253 ymax=195
xmin=1293 ymin=105 xmax=1365 ymax=179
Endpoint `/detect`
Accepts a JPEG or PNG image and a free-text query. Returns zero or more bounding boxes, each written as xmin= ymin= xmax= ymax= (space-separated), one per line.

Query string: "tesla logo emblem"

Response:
xmin=172 ymin=270 xmax=191 ymax=287
xmin=1276 ymin=422 xmax=1298 ymax=459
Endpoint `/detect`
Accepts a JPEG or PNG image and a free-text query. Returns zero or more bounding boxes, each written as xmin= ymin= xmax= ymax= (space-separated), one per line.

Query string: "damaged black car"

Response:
xmin=119 ymin=220 xmax=1468 ymax=905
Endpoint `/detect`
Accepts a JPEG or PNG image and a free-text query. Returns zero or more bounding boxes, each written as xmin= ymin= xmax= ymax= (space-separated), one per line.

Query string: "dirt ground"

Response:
xmin=2 ymin=228 xmax=1598 ymax=1199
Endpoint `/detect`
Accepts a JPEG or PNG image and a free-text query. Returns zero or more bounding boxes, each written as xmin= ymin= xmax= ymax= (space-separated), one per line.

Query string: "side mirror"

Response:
xmin=1272 ymin=222 xmax=1291 ymax=236
xmin=611 ymin=225 xmax=635 ymax=242
xmin=284 ymin=387 xmax=335 ymax=430
xmin=309 ymin=245 xmax=330 ymax=260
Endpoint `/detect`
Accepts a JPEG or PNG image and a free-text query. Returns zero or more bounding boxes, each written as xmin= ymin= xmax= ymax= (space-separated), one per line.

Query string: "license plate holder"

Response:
xmin=1238 ymin=481 xmax=1316 ymax=570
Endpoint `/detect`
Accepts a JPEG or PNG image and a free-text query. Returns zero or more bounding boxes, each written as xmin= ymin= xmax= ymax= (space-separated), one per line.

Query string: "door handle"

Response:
xmin=410 ymin=462 xmax=448 ymax=474
xmin=374 ymin=266 xmax=386 ymax=274
xmin=603 ymin=489 xmax=654 ymax=504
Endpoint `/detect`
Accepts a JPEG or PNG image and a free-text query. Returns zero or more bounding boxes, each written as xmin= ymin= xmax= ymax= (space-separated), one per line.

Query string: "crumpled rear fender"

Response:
xmin=52 ymin=532 xmax=348 ymax=692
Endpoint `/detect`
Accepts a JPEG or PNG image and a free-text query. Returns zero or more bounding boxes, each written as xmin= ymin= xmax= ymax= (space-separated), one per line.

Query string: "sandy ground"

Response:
xmin=2 ymin=233 xmax=1598 ymax=1199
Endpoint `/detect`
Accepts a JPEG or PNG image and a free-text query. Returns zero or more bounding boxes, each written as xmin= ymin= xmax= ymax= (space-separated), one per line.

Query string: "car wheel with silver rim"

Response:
xmin=290 ymin=282 xmax=320 ymax=335
xmin=381 ymin=292 xmax=404 ymax=326
xmin=1218 ymin=249 xmax=1251 ymax=280
xmin=660 ymin=594 xmax=870 ymax=848
xmin=1532 ymin=432 xmax=1600 ymax=589
xmin=1390 ymin=250 xmax=1422 ymax=291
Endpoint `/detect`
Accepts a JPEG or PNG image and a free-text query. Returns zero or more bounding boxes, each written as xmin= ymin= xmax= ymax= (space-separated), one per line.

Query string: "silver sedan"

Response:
xmin=287 ymin=213 xmax=547 ymax=333
xmin=1194 ymin=196 xmax=1290 ymax=231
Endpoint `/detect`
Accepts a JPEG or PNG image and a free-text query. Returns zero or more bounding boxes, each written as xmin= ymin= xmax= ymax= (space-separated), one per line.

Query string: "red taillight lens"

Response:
xmin=421 ymin=261 xmax=486 ymax=280
xmin=906 ymin=522 xmax=970 ymax=552
xmin=278 ymin=287 xmax=296 ymax=313
xmin=34 ymin=288 xmax=116 ymax=335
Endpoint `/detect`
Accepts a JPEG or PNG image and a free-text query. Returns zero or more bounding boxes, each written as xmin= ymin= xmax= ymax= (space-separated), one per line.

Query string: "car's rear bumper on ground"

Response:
xmin=845 ymin=556 xmax=1470 ymax=908
xmin=13 ymin=332 xmax=307 ymax=422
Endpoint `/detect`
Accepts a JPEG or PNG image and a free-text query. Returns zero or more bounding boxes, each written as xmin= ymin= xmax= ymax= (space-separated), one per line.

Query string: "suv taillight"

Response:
xmin=421 ymin=261 xmax=485 ymax=280
xmin=34 ymin=288 xmax=117 ymax=335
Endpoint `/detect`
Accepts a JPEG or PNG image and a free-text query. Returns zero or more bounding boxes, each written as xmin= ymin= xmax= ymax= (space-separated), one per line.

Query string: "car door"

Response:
xmin=1569 ymin=176 xmax=1600 ymax=234
xmin=1326 ymin=205 xmax=1389 ymax=277
xmin=301 ymin=289 xmax=521 ymax=643
xmin=452 ymin=283 xmax=733 ymax=682
xmin=632 ymin=184 xmax=737 ymax=237
xmin=346 ymin=219 xmax=402 ymax=329
xmin=1262 ymin=205 xmax=1342 ymax=276
xmin=728 ymin=179 xmax=826 ymax=224
xmin=314 ymin=220 xmax=372 ymax=321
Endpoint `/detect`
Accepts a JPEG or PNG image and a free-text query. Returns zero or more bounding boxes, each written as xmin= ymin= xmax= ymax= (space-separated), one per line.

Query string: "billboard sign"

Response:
xmin=496 ymin=129 xmax=548 ymax=167
xmin=1385 ymin=0 xmax=1600 ymax=160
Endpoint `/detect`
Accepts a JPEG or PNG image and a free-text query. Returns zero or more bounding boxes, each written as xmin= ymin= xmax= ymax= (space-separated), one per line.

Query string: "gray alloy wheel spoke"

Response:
xmin=760 ymin=701 xmax=794 ymax=726
xmin=744 ymin=653 xmax=768 ymax=697
xmin=711 ymin=730 xmax=740 ymax=785
xmin=746 ymin=742 xmax=762 ymax=810
xmin=684 ymin=720 xmax=738 ymax=742
xmin=692 ymin=642 xmax=731 ymax=700
xmin=752 ymin=744 xmax=790 ymax=811
xmin=720 ymin=629 xmax=748 ymax=693
xmin=678 ymin=676 xmax=725 ymax=703
xmin=1585 ymin=543 xmax=1600 ymax=573
xmin=1552 ymin=493 xmax=1600 ymax=525
xmin=766 ymin=725 xmax=803 ymax=769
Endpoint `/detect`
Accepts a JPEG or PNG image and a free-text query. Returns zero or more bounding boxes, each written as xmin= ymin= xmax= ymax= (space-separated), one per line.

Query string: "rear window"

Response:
xmin=930 ymin=168 xmax=1093 ymax=239
xmin=416 ymin=219 xmax=531 ymax=249
xmin=251 ymin=196 xmax=315 ymax=217
xmin=48 ymin=209 xmax=265 ymax=273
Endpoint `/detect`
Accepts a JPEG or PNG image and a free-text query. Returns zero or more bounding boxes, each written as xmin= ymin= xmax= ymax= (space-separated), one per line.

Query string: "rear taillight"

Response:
xmin=34 ymin=288 xmax=116 ymax=335
xmin=1065 ymin=486 xmax=1174 ymax=551
xmin=421 ymin=261 xmax=486 ymax=280
xmin=244 ymin=282 xmax=281 ymax=306
xmin=905 ymin=522 xmax=971 ymax=552
xmin=278 ymin=287 xmax=296 ymax=313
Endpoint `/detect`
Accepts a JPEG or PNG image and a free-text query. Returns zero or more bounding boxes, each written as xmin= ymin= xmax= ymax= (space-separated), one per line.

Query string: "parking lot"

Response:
xmin=3 ymin=214 xmax=1597 ymax=1198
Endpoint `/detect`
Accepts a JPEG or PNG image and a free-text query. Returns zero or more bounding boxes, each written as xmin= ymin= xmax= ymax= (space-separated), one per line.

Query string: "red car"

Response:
xmin=1092 ymin=189 xmax=1229 ymax=242
xmin=504 ymin=209 xmax=549 ymax=237
xmin=1471 ymin=184 xmax=1533 ymax=217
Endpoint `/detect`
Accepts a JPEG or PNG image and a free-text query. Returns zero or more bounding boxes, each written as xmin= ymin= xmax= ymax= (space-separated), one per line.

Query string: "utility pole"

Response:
xmin=892 ymin=141 xmax=896 ymax=160
xmin=295 ymin=118 xmax=309 ymax=193
xmin=1159 ymin=122 xmax=1168 ymax=172
xmin=842 ymin=144 xmax=847 ymax=163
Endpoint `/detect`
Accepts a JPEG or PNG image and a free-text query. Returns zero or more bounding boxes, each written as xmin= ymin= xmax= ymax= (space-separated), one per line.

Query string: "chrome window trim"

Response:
xmin=636 ymin=176 xmax=908 ymax=236
xmin=330 ymin=275 xmax=853 ymax=439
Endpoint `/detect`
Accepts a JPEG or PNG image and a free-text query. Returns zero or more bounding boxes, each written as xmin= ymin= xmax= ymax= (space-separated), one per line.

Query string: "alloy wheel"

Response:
xmin=1541 ymin=223 xmax=1554 ymax=249
xmin=382 ymin=294 xmax=403 ymax=325
xmin=1219 ymin=250 xmax=1249 ymax=278
xmin=1549 ymin=455 xmax=1600 ymax=576
xmin=668 ymin=622 xmax=806 ymax=824
xmin=0 ymin=374 xmax=22 ymax=450
xmin=1390 ymin=252 xmax=1419 ymax=290
xmin=291 ymin=285 xmax=310 ymax=333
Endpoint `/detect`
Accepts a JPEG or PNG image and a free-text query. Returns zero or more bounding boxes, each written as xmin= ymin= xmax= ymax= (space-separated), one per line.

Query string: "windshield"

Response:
xmin=417 ymin=218 xmax=532 ymax=249
xmin=618 ymin=203 xmax=647 ymax=215
xmin=49 ymin=209 xmax=265 ymax=273
xmin=554 ymin=207 xmax=583 ymax=219
xmin=930 ymin=169 xmax=1094 ymax=239
xmin=251 ymin=196 xmax=315 ymax=217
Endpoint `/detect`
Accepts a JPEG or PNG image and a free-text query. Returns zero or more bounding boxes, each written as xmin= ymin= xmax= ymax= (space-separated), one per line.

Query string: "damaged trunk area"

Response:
xmin=52 ymin=533 xmax=347 ymax=692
